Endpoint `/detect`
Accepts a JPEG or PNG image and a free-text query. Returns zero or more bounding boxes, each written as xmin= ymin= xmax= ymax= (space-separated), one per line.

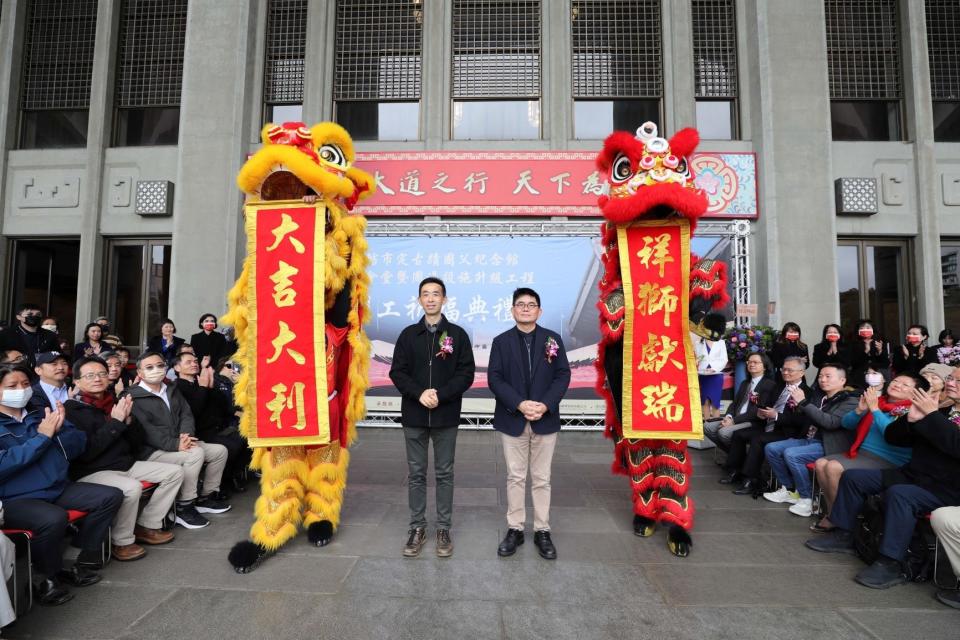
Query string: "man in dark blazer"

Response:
xmin=488 ymin=288 xmax=571 ymax=560
xmin=704 ymin=352 xmax=776 ymax=451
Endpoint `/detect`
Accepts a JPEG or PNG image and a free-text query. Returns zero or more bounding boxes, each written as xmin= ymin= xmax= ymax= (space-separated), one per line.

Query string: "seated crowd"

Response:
xmin=705 ymin=319 xmax=960 ymax=609
xmin=0 ymin=306 xmax=245 ymax=620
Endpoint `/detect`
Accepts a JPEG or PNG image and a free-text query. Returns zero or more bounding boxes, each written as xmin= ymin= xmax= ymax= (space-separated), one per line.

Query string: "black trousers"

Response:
xmin=3 ymin=482 xmax=123 ymax=577
xmin=204 ymin=431 xmax=250 ymax=481
xmin=725 ymin=427 xmax=788 ymax=480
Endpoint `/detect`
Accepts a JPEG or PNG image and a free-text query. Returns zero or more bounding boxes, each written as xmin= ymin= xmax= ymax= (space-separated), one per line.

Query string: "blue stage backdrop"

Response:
xmin=364 ymin=235 xmax=605 ymax=415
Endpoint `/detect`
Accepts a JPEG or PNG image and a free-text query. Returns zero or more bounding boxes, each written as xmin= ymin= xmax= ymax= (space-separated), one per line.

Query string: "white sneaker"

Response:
xmin=788 ymin=498 xmax=813 ymax=517
xmin=763 ymin=487 xmax=795 ymax=504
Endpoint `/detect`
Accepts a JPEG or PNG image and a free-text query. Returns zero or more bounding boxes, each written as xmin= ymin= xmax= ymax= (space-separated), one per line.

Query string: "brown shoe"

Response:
xmin=436 ymin=528 xmax=453 ymax=558
xmin=134 ymin=525 xmax=175 ymax=545
xmin=112 ymin=543 xmax=147 ymax=561
xmin=402 ymin=527 xmax=426 ymax=558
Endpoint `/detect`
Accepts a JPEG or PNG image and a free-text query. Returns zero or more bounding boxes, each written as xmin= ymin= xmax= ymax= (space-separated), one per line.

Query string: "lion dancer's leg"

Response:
xmin=303 ymin=322 xmax=351 ymax=547
xmin=250 ymin=446 xmax=308 ymax=549
xmin=601 ymin=340 xmax=694 ymax=557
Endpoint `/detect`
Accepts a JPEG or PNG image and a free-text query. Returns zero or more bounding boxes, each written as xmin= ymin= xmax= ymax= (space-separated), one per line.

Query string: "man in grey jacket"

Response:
xmin=122 ymin=352 xmax=230 ymax=529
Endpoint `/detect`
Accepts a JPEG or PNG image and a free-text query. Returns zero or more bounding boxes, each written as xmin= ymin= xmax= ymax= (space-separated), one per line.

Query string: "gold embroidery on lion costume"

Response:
xmin=226 ymin=121 xmax=374 ymax=573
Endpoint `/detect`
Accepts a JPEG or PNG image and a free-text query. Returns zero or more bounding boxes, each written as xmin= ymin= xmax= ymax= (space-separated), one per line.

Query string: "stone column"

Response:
xmin=168 ymin=2 xmax=258 ymax=325
xmin=745 ymin=1 xmax=838 ymax=332
xmin=902 ymin=0 xmax=944 ymax=330
xmin=665 ymin=0 xmax=696 ymax=132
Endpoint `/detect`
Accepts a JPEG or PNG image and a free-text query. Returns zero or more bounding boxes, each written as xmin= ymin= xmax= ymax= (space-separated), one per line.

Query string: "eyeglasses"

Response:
xmin=514 ymin=303 xmax=539 ymax=310
xmin=781 ymin=368 xmax=803 ymax=373
xmin=947 ymin=376 xmax=957 ymax=382
xmin=141 ymin=364 xmax=166 ymax=372
xmin=79 ymin=372 xmax=110 ymax=380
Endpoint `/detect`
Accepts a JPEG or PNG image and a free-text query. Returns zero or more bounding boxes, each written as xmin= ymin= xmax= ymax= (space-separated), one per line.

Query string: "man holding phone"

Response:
xmin=122 ymin=352 xmax=231 ymax=530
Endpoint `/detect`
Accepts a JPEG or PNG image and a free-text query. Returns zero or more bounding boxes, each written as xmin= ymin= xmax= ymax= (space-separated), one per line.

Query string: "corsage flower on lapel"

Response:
xmin=436 ymin=331 xmax=454 ymax=359
xmin=749 ymin=391 xmax=760 ymax=405
xmin=545 ymin=336 xmax=559 ymax=363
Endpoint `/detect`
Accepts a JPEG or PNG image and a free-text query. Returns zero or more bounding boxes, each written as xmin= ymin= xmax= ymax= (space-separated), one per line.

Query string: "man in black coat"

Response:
xmin=0 ymin=303 xmax=59 ymax=367
xmin=806 ymin=378 xmax=960 ymax=589
xmin=488 ymin=288 xmax=570 ymax=560
xmin=720 ymin=356 xmax=814 ymax=493
xmin=704 ymin=352 xmax=776 ymax=451
xmin=389 ymin=277 xmax=475 ymax=559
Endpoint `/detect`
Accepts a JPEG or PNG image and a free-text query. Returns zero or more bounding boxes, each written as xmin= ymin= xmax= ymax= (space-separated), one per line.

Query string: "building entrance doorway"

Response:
xmin=7 ymin=238 xmax=81 ymax=341
xmin=837 ymin=239 xmax=913 ymax=343
xmin=104 ymin=239 xmax=171 ymax=352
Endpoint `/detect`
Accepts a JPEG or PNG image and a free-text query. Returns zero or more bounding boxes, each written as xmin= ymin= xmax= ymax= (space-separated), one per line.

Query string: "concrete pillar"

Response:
xmin=73 ymin=0 xmax=119 ymax=338
xmin=0 ymin=0 xmax=26 ymax=313
xmin=746 ymin=1 xmax=838 ymax=333
xmin=666 ymin=0 xmax=696 ymax=132
xmin=543 ymin=0 xmax=572 ymax=147
xmin=168 ymin=2 xmax=258 ymax=325
xmin=902 ymin=0 xmax=944 ymax=331
xmin=421 ymin=0 xmax=447 ymax=148
xmin=304 ymin=0 xmax=335 ymax=123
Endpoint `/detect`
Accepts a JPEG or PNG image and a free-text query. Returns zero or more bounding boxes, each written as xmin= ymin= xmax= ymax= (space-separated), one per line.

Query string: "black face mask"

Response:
xmin=99 ymin=324 xmax=110 ymax=333
xmin=22 ymin=315 xmax=41 ymax=328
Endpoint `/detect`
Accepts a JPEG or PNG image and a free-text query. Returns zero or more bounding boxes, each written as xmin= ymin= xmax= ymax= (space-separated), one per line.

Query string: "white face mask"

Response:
xmin=42 ymin=325 xmax=57 ymax=333
xmin=865 ymin=373 xmax=884 ymax=388
xmin=141 ymin=369 xmax=167 ymax=384
xmin=2 ymin=387 xmax=33 ymax=409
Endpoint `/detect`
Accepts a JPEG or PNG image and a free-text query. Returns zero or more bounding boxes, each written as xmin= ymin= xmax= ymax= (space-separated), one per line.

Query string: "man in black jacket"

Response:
xmin=704 ymin=353 xmax=776 ymax=451
xmin=806 ymin=378 xmax=960 ymax=589
xmin=488 ymin=288 xmax=570 ymax=560
xmin=0 ymin=303 xmax=59 ymax=367
xmin=66 ymin=357 xmax=182 ymax=560
xmin=389 ymin=277 xmax=476 ymax=559
xmin=720 ymin=356 xmax=812 ymax=491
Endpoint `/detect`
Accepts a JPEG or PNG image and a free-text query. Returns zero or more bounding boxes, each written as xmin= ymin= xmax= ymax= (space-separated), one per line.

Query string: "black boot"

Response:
xmin=497 ymin=529 xmax=524 ymax=557
xmin=533 ymin=531 xmax=557 ymax=560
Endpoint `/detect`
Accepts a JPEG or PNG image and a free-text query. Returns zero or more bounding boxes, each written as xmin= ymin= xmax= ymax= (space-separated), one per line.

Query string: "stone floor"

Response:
xmin=5 ymin=428 xmax=958 ymax=640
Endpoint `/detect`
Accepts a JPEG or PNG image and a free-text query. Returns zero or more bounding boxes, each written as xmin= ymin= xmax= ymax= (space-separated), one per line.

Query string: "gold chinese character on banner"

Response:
xmin=637 ymin=333 xmax=682 ymax=373
xmin=636 ymin=233 xmax=674 ymax=278
xmin=266 ymin=321 xmax=306 ymax=365
xmin=266 ymin=213 xmax=305 ymax=254
xmin=266 ymin=381 xmax=306 ymax=430
xmin=270 ymin=260 xmax=299 ymax=308
xmin=640 ymin=382 xmax=685 ymax=422
xmin=635 ymin=282 xmax=679 ymax=327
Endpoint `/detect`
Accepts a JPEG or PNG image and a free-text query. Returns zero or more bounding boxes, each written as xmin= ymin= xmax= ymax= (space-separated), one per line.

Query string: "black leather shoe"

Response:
xmin=57 ymin=564 xmax=102 ymax=588
xmin=533 ymin=530 xmax=557 ymax=560
xmin=231 ymin=476 xmax=247 ymax=493
xmin=34 ymin=578 xmax=73 ymax=606
xmin=497 ymin=529 xmax=524 ymax=557
xmin=74 ymin=548 xmax=103 ymax=570
xmin=718 ymin=471 xmax=741 ymax=485
xmin=732 ymin=479 xmax=757 ymax=495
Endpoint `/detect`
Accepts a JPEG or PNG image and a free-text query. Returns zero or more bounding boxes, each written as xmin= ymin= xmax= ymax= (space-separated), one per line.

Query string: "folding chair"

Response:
xmin=806 ymin=462 xmax=823 ymax=517
xmin=927 ymin=514 xmax=960 ymax=590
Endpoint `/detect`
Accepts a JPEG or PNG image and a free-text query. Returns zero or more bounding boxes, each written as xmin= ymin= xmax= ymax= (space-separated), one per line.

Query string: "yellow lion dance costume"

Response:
xmin=226 ymin=121 xmax=374 ymax=573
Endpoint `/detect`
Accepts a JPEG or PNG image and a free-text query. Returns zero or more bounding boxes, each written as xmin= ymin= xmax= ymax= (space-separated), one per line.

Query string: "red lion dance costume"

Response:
xmin=595 ymin=122 xmax=728 ymax=557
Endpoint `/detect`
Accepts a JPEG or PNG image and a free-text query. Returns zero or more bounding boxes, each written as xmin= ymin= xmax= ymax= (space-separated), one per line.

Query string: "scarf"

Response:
xmin=79 ymin=391 xmax=115 ymax=416
xmin=847 ymin=396 xmax=912 ymax=458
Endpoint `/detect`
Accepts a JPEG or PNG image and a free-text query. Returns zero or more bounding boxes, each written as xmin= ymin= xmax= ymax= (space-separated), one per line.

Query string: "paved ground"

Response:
xmin=5 ymin=428 xmax=958 ymax=640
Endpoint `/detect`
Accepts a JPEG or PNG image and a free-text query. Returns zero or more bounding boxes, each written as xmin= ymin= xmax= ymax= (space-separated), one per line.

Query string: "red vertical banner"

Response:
xmin=618 ymin=219 xmax=703 ymax=439
xmin=246 ymin=202 xmax=329 ymax=447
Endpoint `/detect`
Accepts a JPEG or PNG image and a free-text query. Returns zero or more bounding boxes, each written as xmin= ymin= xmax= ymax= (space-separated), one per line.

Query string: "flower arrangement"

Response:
xmin=545 ymin=336 xmax=559 ymax=363
xmin=436 ymin=332 xmax=453 ymax=359
xmin=937 ymin=345 xmax=960 ymax=367
xmin=724 ymin=325 xmax=775 ymax=362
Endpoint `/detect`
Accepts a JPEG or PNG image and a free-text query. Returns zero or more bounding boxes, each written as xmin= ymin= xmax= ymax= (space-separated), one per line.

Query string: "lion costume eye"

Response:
xmin=318 ymin=144 xmax=346 ymax=167
xmin=611 ymin=154 xmax=633 ymax=183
